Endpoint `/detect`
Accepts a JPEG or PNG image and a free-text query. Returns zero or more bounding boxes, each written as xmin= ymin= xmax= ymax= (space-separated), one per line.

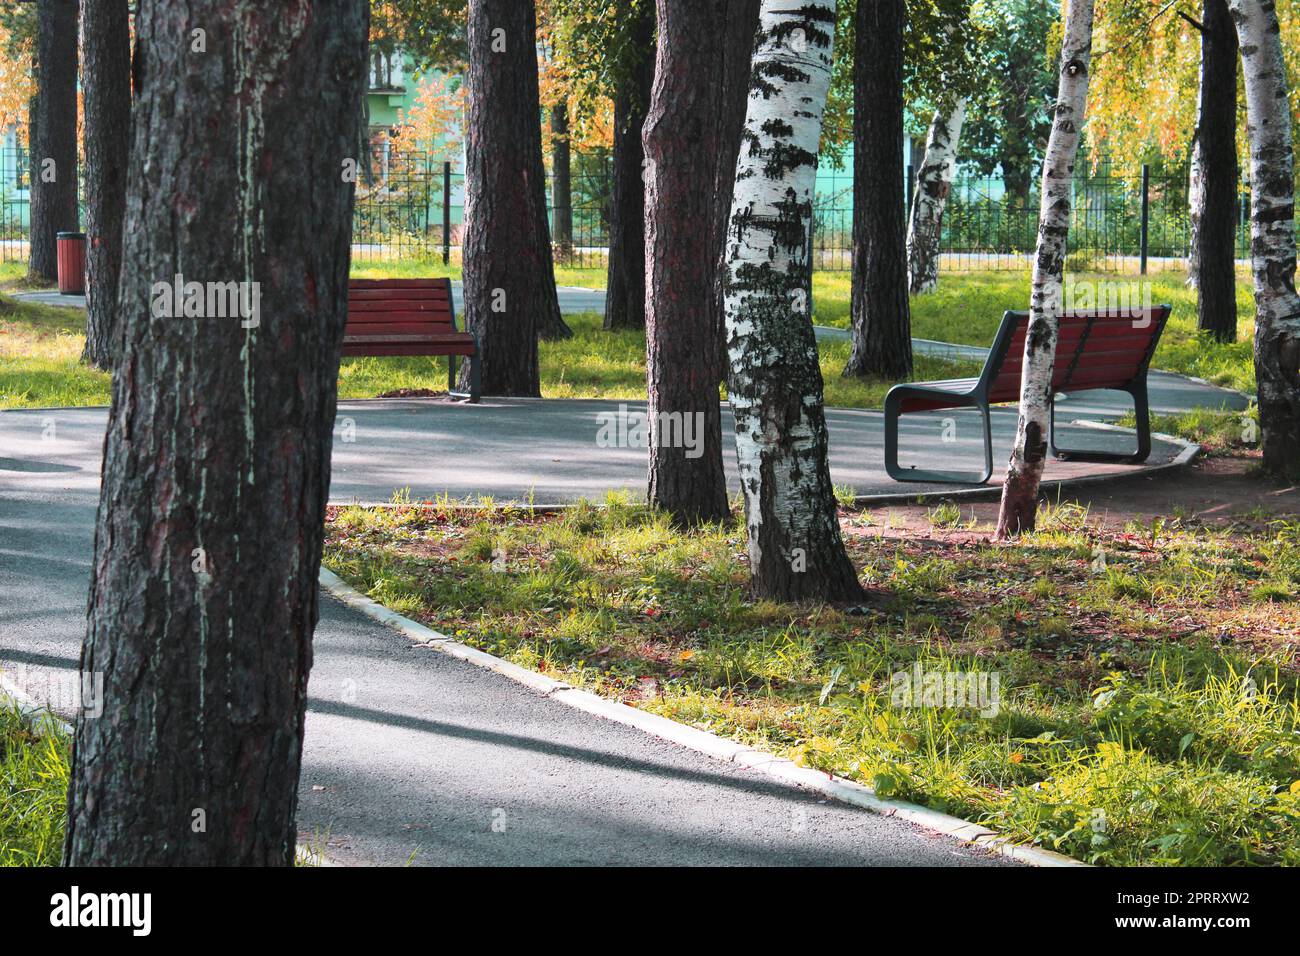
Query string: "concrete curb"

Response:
xmin=317 ymin=567 xmax=1086 ymax=868
xmin=0 ymin=669 xmax=72 ymax=737
xmin=844 ymin=425 xmax=1201 ymax=508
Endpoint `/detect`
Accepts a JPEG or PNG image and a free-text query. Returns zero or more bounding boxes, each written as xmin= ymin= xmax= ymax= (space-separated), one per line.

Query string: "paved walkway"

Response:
xmin=0 ymin=418 xmax=1012 ymax=866
xmin=0 ymin=286 xmax=1247 ymax=866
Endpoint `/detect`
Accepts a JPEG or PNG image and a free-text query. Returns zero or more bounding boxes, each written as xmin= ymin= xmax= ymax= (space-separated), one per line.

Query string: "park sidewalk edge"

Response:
xmin=317 ymin=567 xmax=1089 ymax=868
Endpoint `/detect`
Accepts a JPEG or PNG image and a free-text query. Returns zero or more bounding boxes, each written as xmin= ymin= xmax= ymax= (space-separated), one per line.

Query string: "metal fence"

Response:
xmin=812 ymin=155 xmax=1254 ymax=273
xmin=0 ymin=133 xmax=1257 ymax=273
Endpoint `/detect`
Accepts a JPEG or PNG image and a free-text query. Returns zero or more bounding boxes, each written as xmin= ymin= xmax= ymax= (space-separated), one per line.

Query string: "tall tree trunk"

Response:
xmin=550 ymin=98 xmax=574 ymax=263
xmin=604 ymin=0 xmax=656 ymax=331
xmin=1187 ymin=0 xmax=1239 ymax=343
xmin=906 ymin=99 xmax=965 ymax=295
xmin=63 ymin=0 xmax=368 ymax=865
xmin=708 ymin=0 xmax=762 ymax=373
xmin=643 ymin=0 xmax=730 ymax=526
xmin=1228 ymin=0 xmax=1300 ymax=480
xmin=843 ymin=0 xmax=911 ymax=379
xmin=461 ymin=0 xmax=565 ymax=396
xmin=79 ymin=0 xmax=132 ymax=371
xmin=723 ymin=0 xmax=862 ymax=601
xmin=27 ymin=0 xmax=78 ymax=283
xmin=995 ymin=0 xmax=1094 ymax=539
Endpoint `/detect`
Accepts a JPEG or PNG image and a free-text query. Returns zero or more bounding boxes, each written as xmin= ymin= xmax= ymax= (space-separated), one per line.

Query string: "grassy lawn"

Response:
xmin=0 ymin=706 xmax=69 ymax=866
xmin=323 ymin=475 xmax=1300 ymax=866
xmin=1 ymin=261 xmax=1253 ymax=411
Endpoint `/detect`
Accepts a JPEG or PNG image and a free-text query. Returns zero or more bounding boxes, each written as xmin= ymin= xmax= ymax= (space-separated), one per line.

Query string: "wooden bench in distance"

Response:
xmin=344 ymin=278 xmax=480 ymax=402
xmin=884 ymin=305 xmax=1173 ymax=484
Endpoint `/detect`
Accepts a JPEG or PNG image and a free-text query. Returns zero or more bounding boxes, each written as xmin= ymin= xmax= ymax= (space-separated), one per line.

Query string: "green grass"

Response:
xmin=0 ymin=295 xmax=112 ymax=408
xmin=0 ymin=289 xmax=980 ymax=411
xmin=0 ymin=706 xmax=69 ymax=866
xmin=0 ymin=264 xmax=1254 ymax=411
xmin=1116 ymin=405 xmax=1260 ymax=455
xmin=816 ymin=270 xmax=1256 ymax=395
xmin=324 ymin=498 xmax=1300 ymax=866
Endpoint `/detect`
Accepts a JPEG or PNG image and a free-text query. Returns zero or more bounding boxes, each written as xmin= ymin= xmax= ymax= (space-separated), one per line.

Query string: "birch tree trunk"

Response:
xmin=723 ymin=0 xmax=862 ymax=602
xmin=643 ymin=0 xmax=730 ymax=526
xmin=994 ymin=0 xmax=1094 ymax=539
xmin=709 ymin=0 xmax=763 ymax=374
xmin=1187 ymin=0 xmax=1239 ymax=343
xmin=843 ymin=0 xmax=911 ymax=380
xmin=80 ymin=0 xmax=132 ymax=371
xmin=1228 ymin=0 xmax=1300 ymax=479
xmin=63 ymin=0 xmax=368 ymax=865
xmin=906 ymin=99 xmax=965 ymax=295
xmin=604 ymin=0 xmax=655 ymax=331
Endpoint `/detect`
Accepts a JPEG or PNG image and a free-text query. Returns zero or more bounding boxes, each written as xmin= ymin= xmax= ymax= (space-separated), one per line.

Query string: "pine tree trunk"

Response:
xmin=906 ymin=99 xmax=965 ymax=295
xmin=723 ymin=0 xmax=862 ymax=602
xmin=27 ymin=0 xmax=78 ymax=284
xmin=1228 ymin=0 xmax=1300 ymax=480
xmin=461 ymin=0 xmax=566 ymax=396
xmin=1187 ymin=0 xmax=1239 ymax=343
xmin=995 ymin=0 xmax=1094 ymax=539
xmin=550 ymin=99 xmax=574 ymax=264
xmin=79 ymin=0 xmax=131 ymax=371
xmin=604 ymin=0 xmax=655 ymax=332
xmin=843 ymin=0 xmax=911 ymax=380
xmin=643 ymin=0 xmax=730 ymax=526
xmin=708 ymin=0 xmax=762 ymax=374
xmin=63 ymin=0 xmax=368 ymax=865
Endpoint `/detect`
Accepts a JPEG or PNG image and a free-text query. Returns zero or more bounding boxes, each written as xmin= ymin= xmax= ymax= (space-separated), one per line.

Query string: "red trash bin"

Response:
xmin=57 ymin=231 xmax=86 ymax=295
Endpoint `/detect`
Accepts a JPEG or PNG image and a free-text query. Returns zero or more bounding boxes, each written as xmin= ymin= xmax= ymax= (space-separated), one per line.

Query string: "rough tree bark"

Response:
xmin=27 ymin=0 xmax=78 ymax=283
xmin=843 ymin=0 xmax=911 ymax=379
xmin=906 ymin=99 xmax=965 ymax=295
xmin=461 ymin=0 xmax=566 ymax=396
xmin=995 ymin=0 xmax=1094 ymax=539
xmin=643 ymin=0 xmax=731 ymax=526
xmin=79 ymin=0 xmax=132 ymax=371
xmin=63 ymin=0 xmax=368 ymax=865
xmin=1187 ymin=0 xmax=1239 ymax=343
xmin=550 ymin=98 xmax=574 ymax=263
xmin=1228 ymin=0 xmax=1300 ymax=479
xmin=604 ymin=0 xmax=655 ymax=331
xmin=723 ymin=0 xmax=862 ymax=601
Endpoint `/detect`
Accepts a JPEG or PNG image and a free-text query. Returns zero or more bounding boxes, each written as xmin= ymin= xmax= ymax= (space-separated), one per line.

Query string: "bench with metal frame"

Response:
xmin=883 ymin=305 xmax=1172 ymax=484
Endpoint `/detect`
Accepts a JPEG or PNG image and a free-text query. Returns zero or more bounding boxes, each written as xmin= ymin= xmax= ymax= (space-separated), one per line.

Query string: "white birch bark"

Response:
xmin=995 ymin=0 xmax=1094 ymax=538
xmin=722 ymin=0 xmax=861 ymax=601
xmin=1228 ymin=0 xmax=1300 ymax=479
xmin=1187 ymin=121 xmax=1206 ymax=289
xmin=906 ymin=98 xmax=966 ymax=294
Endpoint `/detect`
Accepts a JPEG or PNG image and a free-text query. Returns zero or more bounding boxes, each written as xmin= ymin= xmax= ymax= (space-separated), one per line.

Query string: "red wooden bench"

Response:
xmin=344 ymin=278 xmax=479 ymax=402
xmin=884 ymin=305 xmax=1172 ymax=483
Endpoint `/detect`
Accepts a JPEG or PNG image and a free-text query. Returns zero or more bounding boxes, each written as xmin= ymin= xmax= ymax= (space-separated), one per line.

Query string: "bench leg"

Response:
xmin=885 ymin=398 xmax=994 ymax=485
xmin=446 ymin=344 xmax=482 ymax=404
xmin=1050 ymin=383 xmax=1151 ymax=464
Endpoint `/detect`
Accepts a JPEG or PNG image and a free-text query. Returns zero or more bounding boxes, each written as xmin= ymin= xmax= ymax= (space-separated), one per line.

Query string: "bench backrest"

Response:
xmin=980 ymin=305 xmax=1171 ymax=404
xmin=346 ymin=278 xmax=457 ymax=336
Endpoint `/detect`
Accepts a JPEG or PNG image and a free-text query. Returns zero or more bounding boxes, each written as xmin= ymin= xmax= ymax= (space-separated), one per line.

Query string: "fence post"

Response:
xmin=442 ymin=161 xmax=452 ymax=266
xmin=1139 ymin=163 xmax=1150 ymax=275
